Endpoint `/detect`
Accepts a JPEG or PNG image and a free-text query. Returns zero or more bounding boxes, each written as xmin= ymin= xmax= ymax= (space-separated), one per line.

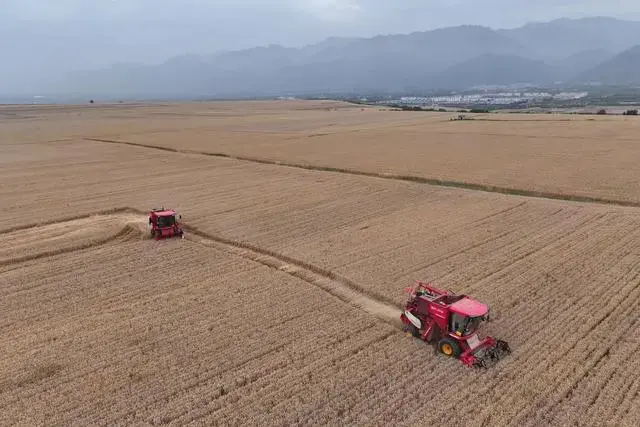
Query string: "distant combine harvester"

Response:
xmin=450 ymin=114 xmax=474 ymax=121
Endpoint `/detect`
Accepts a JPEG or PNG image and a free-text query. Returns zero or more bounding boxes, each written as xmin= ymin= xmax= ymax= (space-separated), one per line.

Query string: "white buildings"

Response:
xmin=385 ymin=91 xmax=588 ymax=106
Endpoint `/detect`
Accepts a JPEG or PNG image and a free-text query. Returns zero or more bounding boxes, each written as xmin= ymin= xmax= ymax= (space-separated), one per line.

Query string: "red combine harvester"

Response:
xmin=148 ymin=207 xmax=184 ymax=240
xmin=401 ymin=281 xmax=511 ymax=368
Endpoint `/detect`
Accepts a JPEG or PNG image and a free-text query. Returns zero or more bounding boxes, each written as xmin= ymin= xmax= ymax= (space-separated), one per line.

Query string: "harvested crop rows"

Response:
xmin=1 ymin=101 xmax=639 ymax=426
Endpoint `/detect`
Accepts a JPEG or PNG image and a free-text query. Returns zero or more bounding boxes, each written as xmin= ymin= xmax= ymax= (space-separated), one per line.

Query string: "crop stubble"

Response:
xmin=1 ymin=101 xmax=639 ymax=426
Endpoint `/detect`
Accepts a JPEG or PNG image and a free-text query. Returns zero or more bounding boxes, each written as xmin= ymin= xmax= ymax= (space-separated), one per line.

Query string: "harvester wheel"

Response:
xmin=438 ymin=337 xmax=461 ymax=358
xmin=404 ymin=323 xmax=420 ymax=338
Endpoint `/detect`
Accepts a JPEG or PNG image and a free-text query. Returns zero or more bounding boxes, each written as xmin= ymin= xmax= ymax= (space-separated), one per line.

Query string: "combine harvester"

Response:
xmin=401 ymin=281 xmax=511 ymax=368
xmin=146 ymin=207 xmax=508 ymax=368
xmin=148 ymin=207 xmax=184 ymax=240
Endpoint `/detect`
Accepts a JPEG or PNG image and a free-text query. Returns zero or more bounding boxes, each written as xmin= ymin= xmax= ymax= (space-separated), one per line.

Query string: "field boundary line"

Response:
xmin=122 ymin=206 xmax=404 ymax=329
xmin=0 ymin=207 xmax=132 ymax=235
xmin=83 ymin=137 xmax=640 ymax=209
xmin=0 ymin=225 xmax=136 ymax=267
xmin=182 ymin=225 xmax=403 ymax=328
xmin=4 ymin=207 xmax=403 ymax=329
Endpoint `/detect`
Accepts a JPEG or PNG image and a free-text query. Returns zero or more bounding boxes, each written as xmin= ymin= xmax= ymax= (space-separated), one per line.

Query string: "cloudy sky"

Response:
xmin=1 ymin=0 xmax=640 ymax=91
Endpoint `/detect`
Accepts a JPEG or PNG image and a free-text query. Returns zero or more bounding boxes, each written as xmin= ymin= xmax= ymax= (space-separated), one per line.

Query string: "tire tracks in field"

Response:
xmin=118 ymin=206 xmax=403 ymax=328
xmin=0 ymin=225 xmax=138 ymax=268
xmin=0 ymin=208 xmax=146 ymax=268
xmin=0 ymin=207 xmax=132 ymax=235
xmin=181 ymin=224 xmax=403 ymax=328
xmin=1 ymin=208 xmax=403 ymax=329
xmin=83 ymin=137 xmax=640 ymax=209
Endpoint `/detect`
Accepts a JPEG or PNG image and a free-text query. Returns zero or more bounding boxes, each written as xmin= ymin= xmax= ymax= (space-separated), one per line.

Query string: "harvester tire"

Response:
xmin=438 ymin=337 xmax=461 ymax=358
xmin=404 ymin=323 xmax=420 ymax=338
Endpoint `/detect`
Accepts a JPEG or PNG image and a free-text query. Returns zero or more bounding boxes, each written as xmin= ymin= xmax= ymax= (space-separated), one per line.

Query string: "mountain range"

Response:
xmin=57 ymin=17 xmax=640 ymax=98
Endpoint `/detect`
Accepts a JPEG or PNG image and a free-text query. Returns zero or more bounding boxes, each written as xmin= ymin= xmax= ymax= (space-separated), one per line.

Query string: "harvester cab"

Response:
xmin=148 ymin=207 xmax=184 ymax=240
xmin=401 ymin=281 xmax=511 ymax=368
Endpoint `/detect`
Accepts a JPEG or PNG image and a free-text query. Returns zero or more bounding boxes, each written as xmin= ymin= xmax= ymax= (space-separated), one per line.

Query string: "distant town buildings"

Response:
xmin=380 ymin=91 xmax=588 ymax=107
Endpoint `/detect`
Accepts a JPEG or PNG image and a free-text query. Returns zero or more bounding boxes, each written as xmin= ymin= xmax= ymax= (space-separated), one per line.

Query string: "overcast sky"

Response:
xmin=2 ymin=0 xmax=640 ymax=92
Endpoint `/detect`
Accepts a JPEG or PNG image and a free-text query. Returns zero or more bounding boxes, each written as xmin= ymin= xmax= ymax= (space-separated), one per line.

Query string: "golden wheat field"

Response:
xmin=12 ymin=100 xmax=638 ymax=203
xmin=1 ymin=101 xmax=639 ymax=426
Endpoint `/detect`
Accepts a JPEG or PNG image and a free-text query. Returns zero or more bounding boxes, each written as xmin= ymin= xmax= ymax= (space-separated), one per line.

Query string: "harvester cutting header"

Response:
xmin=401 ymin=281 xmax=511 ymax=368
xmin=148 ymin=207 xmax=184 ymax=240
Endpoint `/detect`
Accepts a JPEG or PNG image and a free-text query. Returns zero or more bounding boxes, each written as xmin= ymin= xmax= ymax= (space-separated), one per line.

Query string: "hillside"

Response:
xmin=497 ymin=17 xmax=640 ymax=60
xmin=552 ymin=48 xmax=615 ymax=80
xmin=577 ymin=45 xmax=640 ymax=85
xmin=433 ymin=54 xmax=557 ymax=88
xmin=52 ymin=17 xmax=640 ymax=97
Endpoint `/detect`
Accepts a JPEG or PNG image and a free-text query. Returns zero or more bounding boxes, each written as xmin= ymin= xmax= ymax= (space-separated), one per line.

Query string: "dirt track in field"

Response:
xmin=187 ymin=229 xmax=401 ymax=327
xmin=0 ymin=213 xmax=145 ymax=266
xmin=1 ymin=210 xmax=402 ymax=327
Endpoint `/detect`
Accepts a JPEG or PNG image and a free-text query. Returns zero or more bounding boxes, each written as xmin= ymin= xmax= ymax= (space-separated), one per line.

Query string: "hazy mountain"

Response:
xmin=50 ymin=17 xmax=640 ymax=98
xmin=497 ymin=17 xmax=640 ymax=61
xmin=207 ymin=25 xmax=525 ymax=74
xmin=208 ymin=45 xmax=301 ymax=70
xmin=432 ymin=54 xmax=557 ymax=89
xmin=552 ymin=48 xmax=616 ymax=80
xmin=576 ymin=45 xmax=640 ymax=85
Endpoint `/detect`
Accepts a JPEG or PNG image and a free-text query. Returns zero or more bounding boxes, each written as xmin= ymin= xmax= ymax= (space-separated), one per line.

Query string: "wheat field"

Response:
xmin=9 ymin=100 xmax=637 ymax=203
xmin=1 ymin=101 xmax=639 ymax=426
